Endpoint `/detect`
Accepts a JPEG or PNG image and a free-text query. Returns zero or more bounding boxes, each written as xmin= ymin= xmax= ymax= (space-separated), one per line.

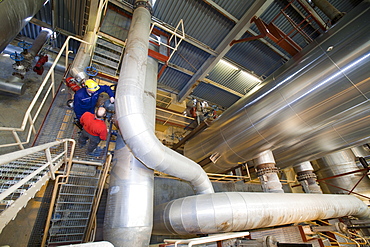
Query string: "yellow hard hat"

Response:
xmin=85 ymin=79 xmax=100 ymax=91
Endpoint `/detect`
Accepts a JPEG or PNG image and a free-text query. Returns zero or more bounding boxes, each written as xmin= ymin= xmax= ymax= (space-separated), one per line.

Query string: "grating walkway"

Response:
xmin=28 ymin=82 xmax=114 ymax=246
xmin=34 ymin=83 xmax=107 ymax=162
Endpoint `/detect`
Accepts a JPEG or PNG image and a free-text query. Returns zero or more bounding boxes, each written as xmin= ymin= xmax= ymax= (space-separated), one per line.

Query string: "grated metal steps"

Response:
xmin=0 ymin=151 xmax=49 ymax=213
xmin=47 ymin=164 xmax=100 ymax=245
xmin=91 ymin=37 xmax=124 ymax=77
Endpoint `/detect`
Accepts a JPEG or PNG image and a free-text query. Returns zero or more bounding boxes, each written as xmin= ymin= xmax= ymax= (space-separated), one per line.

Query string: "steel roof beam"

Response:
xmin=177 ymin=0 xmax=273 ymax=102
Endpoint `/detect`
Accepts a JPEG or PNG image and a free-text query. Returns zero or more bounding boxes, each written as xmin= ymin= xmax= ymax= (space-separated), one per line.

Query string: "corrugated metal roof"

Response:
xmin=192 ymin=81 xmax=240 ymax=108
xmin=212 ymin=0 xmax=255 ymax=20
xmin=153 ymin=0 xmax=234 ymax=50
xmin=206 ymin=61 xmax=261 ymax=95
xmin=158 ymin=67 xmax=192 ymax=92
xmin=169 ymin=41 xmax=211 ymax=73
xmin=225 ymin=34 xmax=285 ymax=78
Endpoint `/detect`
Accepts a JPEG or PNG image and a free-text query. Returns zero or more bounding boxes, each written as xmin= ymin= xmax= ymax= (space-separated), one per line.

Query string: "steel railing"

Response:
xmin=0 ymin=139 xmax=76 ymax=234
xmin=0 ymin=36 xmax=92 ymax=150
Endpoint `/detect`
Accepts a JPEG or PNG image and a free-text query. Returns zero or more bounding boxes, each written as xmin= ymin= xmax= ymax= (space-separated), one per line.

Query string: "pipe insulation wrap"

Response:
xmin=70 ymin=31 xmax=96 ymax=81
xmin=104 ymin=42 xmax=159 ymax=247
xmin=0 ymin=0 xmax=46 ymax=53
xmin=115 ymin=5 xmax=213 ymax=194
xmin=184 ymin=1 xmax=370 ymax=173
xmin=153 ymin=192 xmax=370 ymax=235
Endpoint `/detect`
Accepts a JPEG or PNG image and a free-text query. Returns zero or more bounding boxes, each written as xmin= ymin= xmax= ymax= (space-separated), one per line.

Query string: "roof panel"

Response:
xmin=226 ymin=35 xmax=285 ymax=78
xmin=212 ymin=0 xmax=255 ymax=20
xmin=191 ymin=82 xmax=240 ymax=108
xmin=153 ymin=0 xmax=234 ymax=50
xmin=170 ymin=41 xmax=211 ymax=72
xmin=158 ymin=67 xmax=192 ymax=92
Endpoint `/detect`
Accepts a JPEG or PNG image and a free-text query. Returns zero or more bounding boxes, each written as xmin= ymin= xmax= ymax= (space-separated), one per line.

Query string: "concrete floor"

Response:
xmin=0 ymin=44 xmax=65 ymax=155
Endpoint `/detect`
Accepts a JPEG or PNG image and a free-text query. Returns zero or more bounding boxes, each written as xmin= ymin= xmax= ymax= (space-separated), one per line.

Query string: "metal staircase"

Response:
xmin=0 ymin=139 xmax=75 ymax=235
xmin=91 ymin=37 xmax=124 ymax=77
xmin=46 ymin=164 xmax=101 ymax=245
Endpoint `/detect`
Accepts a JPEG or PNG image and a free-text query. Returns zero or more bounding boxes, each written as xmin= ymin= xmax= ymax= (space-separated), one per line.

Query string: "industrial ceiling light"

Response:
xmin=220 ymin=59 xmax=239 ymax=70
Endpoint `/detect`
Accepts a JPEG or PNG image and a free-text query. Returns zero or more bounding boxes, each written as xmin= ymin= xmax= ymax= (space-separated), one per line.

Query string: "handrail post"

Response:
xmin=12 ymin=130 xmax=24 ymax=150
xmin=45 ymin=148 xmax=55 ymax=180
xmin=51 ymin=70 xmax=55 ymax=96
xmin=27 ymin=113 xmax=37 ymax=135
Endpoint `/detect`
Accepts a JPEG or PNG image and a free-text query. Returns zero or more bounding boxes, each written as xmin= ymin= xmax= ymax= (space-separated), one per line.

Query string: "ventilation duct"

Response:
xmin=184 ymin=1 xmax=370 ymax=173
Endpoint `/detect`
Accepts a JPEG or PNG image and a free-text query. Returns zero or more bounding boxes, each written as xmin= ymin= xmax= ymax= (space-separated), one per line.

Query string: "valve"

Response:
xmin=85 ymin=66 xmax=98 ymax=77
xmin=10 ymin=52 xmax=24 ymax=62
xmin=18 ymin=41 xmax=32 ymax=50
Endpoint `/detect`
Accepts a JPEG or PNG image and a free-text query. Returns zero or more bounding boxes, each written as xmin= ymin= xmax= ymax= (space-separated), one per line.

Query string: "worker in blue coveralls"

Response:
xmin=73 ymin=79 xmax=115 ymax=120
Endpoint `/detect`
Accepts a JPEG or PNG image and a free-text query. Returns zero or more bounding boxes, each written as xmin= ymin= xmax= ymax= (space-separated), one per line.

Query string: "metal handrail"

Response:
xmin=84 ymin=154 xmax=113 ymax=242
xmin=0 ymin=139 xmax=76 ymax=234
xmin=0 ymin=36 xmax=92 ymax=150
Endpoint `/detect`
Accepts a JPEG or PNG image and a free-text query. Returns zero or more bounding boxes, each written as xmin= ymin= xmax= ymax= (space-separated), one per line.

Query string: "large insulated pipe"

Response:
xmin=153 ymin=192 xmax=370 ymax=235
xmin=29 ymin=29 xmax=52 ymax=57
xmin=70 ymin=31 xmax=96 ymax=82
xmin=0 ymin=76 xmax=26 ymax=95
xmin=114 ymin=0 xmax=214 ymax=194
xmin=0 ymin=0 xmax=46 ymax=53
xmin=184 ymin=1 xmax=370 ymax=173
xmin=313 ymin=149 xmax=370 ymax=201
xmin=104 ymin=43 xmax=158 ymax=247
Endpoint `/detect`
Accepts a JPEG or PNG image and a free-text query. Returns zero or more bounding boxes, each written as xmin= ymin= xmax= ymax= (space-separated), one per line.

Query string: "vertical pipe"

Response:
xmin=114 ymin=0 xmax=213 ymax=194
xmin=314 ymin=150 xmax=370 ymax=201
xmin=104 ymin=44 xmax=158 ymax=247
xmin=29 ymin=29 xmax=52 ymax=57
xmin=70 ymin=31 xmax=96 ymax=82
xmin=293 ymin=161 xmax=322 ymax=194
xmin=253 ymin=150 xmax=284 ymax=193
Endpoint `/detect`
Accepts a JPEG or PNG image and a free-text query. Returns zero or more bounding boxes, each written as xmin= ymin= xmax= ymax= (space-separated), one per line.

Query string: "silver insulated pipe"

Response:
xmin=0 ymin=0 xmax=46 ymax=53
xmin=104 ymin=43 xmax=158 ymax=246
xmin=114 ymin=0 xmax=214 ymax=195
xmin=184 ymin=1 xmax=370 ymax=173
xmin=153 ymin=192 xmax=370 ymax=235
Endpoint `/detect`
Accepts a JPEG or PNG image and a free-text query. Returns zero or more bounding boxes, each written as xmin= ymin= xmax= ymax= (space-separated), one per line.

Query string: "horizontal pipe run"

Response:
xmin=153 ymin=192 xmax=370 ymax=235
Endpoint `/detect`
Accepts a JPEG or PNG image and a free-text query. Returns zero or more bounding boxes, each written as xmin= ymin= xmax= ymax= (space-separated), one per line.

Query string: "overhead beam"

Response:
xmin=204 ymin=0 xmax=289 ymax=60
xmin=177 ymin=0 xmax=274 ymax=102
xmin=30 ymin=18 xmax=83 ymax=39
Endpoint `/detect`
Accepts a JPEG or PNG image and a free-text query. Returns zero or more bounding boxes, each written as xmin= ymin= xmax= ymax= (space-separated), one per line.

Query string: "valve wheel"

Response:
xmin=18 ymin=41 xmax=32 ymax=50
xmin=85 ymin=66 xmax=98 ymax=76
xmin=10 ymin=52 xmax=24 ymax=62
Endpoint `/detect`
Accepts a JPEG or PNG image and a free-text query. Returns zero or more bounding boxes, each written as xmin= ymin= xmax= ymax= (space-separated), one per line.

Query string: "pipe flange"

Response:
xmin=133 ymin=1 xmax=153 ymax=14
xmin=257 ymin=167 xmax=279 ymax=176
xmin=297 ymin=173 xmax=317 ymax=182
